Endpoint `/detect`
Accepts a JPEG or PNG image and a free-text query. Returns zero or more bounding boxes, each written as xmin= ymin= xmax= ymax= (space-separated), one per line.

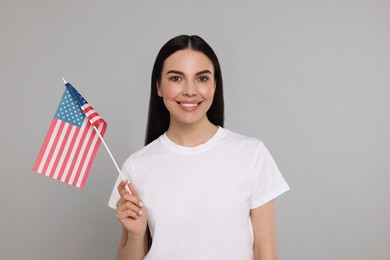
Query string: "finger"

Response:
xmin=116 ymin=192 xmax=143 ymax=208
xmin=117 ymin=179 xmax=130 ymax=197
xmin=116 ymin=197 xmax=127 ymax=208
xmin=122 ymin=193 xmax=143 ymax=208
xmin=127 ymin=182 xmax=138 ymax=197
xmin=117 ymin=209 xmax=139 ymax=220
xmin=118 ymin=202 xmax=143 ymax=216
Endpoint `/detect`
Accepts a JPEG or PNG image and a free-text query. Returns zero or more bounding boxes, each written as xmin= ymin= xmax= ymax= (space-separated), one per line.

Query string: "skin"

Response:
xmin=251 ymin=200 xmax=277 ymax=260
xmin=158 ymin=49 xmax=219 ymax=147
xmin=115 ymin=49 xmax=277 ymax=260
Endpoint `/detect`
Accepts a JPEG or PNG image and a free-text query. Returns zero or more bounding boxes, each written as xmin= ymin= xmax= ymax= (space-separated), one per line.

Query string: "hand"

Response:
xmin=116 ymin=180 xmax=148 ymax=237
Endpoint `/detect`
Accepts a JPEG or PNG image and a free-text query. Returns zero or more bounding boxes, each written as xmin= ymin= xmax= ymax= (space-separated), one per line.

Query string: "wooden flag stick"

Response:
xmin=62 ymin=77 xmax=131 ymax=194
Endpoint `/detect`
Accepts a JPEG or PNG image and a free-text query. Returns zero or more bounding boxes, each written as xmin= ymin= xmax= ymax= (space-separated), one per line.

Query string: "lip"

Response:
xmin=176 ymin=100 xmax=202 ymax=111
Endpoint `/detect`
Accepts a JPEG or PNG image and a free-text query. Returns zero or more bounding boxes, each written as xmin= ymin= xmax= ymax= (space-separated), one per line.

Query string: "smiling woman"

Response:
xmin=108 ymin=35 xmax=290 ymax=260
xmin=144 ymin=35 xmax=225 ymax=146
xmin=157 ymin=49 xmax=217 ymax=142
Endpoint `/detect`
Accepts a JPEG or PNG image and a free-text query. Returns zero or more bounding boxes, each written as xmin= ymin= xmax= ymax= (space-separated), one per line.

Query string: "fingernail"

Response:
xmin=139 ymin=210 xmax=143 ymax=216
xmin=139 ymin=201 xmax=144 ymax=207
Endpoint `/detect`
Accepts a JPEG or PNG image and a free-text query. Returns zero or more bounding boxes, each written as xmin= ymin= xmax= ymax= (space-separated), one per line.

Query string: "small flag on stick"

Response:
xmin=33 ymin=80 xmax=107 ymax=188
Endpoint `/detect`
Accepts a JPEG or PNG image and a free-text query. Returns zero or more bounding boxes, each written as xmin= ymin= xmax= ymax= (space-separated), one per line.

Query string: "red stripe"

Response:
xmin=88 ymin=113 xmax=98 ymax=120
xmin=79 ymin=123 xmax=107 ymax=188
xmin=33 ymin=119 xmax=58 ymax=172
xmin=83 ymin=105 xmax=105 ymax=127
xmin=83 ymin=105 xmax=93 ymax=113
xmin=78 ymin=133 xmax=99 ymax=188
xmin=92 ymin=118 xmax=105 ymax=125
xmin=49 ymin=124 xmax=72 ymax=178
xmin=56 ymin=126 xmax=80 ymax=181
xmin=64 ymin=120 xmax=91 ymax=184
xmin=41 ymin=120 xmax=65 ymax=175
xmin=72 ymin=124 xmax=96 ymax=186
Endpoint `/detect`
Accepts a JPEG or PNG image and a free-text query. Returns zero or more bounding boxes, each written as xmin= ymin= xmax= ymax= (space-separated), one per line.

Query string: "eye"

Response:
xmin=170 ymin=76 xmax=182 ymax=82
xmin=198 ymin=76 xmax=209 ymax=82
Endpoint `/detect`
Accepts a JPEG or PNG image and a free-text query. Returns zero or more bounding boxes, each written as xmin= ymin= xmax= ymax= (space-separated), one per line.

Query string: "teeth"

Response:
xmin=180 ymin=103 xmax=198 ymax=107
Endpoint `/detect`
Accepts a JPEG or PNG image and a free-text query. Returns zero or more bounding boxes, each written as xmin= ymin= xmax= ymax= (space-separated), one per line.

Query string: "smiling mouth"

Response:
xmin=178 ymin=102 xmax=201 ymax=107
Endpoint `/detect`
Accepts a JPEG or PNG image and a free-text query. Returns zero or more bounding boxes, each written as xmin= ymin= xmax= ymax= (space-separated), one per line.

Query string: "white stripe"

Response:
xmin=60 ymin=119 xmax=88 ymax=182
xmin=75 ymin=123 xmax=103 ymax=187
xmin=85 ymin=110 xmax=95 ymax=117
xmin=81 ymin=104 xmax=90 ymax=110
xmin=68 ymin=123 xmax=94 ymax=185
xmin=45 ymin=123 xmax=69 ymax=176
xmin=89 ymin=116 xmax=102 ymax=124
xmin=52 ymin=125 xmax=77 ymax=179
xmin=37 ymin=120 xmax=62 ymax=173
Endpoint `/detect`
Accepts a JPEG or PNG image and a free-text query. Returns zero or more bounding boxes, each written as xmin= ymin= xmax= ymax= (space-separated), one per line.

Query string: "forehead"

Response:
xmin=163 ymin=49 xmax=214 ymax=73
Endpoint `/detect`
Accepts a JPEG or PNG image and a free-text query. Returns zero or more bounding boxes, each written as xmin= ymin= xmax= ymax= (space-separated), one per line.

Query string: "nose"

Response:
xmin=182 ymin=81 xmax=196 ymax=96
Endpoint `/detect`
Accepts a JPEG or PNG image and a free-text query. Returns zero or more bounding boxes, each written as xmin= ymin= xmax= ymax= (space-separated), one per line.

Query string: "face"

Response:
xmin=157 ymin=49 xmax=216 ymax=127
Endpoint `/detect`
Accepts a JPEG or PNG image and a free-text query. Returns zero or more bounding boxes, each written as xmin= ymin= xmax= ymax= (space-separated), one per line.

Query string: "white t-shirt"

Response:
xmin=108 ymin=127 xmax=290 ymax=260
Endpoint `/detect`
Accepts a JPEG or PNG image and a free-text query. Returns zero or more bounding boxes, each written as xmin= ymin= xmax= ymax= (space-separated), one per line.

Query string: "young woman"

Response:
xmin=108 ymin=35 xmax=290 ymax=260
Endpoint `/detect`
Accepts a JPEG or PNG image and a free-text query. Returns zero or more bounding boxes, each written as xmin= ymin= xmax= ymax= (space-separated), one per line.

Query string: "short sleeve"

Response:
xmin=107 ymin=156 xmax=135 ymax=209
xmin=250 ymin=142 xmax=290 ymax=209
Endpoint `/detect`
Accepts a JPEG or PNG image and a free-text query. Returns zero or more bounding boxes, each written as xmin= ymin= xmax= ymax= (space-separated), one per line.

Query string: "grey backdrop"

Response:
xmin=1 ymin=0 xmax=389 ymax=259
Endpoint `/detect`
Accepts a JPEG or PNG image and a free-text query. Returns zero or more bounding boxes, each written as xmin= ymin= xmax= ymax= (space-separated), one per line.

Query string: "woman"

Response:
xmin=108 ymin=35 xmax=290 ymax=260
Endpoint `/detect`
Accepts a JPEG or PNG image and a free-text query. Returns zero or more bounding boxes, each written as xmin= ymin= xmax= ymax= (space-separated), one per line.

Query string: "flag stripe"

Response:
xmin=47 ymin=123 xmax=70 ymax=177
xmin=82 ymin=104 xmax=103 ymax=126
xmin=71 ymin=125 xmax=95 ymax=186
xmin=35 ymin=119 xmax=61 ymax=173
xmin=41 ymin=120 xmax=65 ymax=175
xmin=52 ymin=125 xmax=76 ymax=179
xmin=60 ymin=121 xmax=86 ymax=183
xmin=56 ymin=126 xmax=80 ymax=181
xmin=79 ymin=123 xmax=107 ymax=188
xmin=63 ymin=119 xmax=90 ymax=184
xmin=33 ymin=119 xmax=58 ymax=172
xmin=92 ymin=118 xmax=105 ymax=125
xmin=75 ymin=125 xmax=100 ymax=187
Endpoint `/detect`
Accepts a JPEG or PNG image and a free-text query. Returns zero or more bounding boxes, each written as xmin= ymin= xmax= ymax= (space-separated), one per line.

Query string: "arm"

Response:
xmin=250 ymin=200 xmax=277 ymax=260
xmin=117 ymin=226 xmax=148 ymax=260
xmin=116 ymin=180 xmax=149 ymax=260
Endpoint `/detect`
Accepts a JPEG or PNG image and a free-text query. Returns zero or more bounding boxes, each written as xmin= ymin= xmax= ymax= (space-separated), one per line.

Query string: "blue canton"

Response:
xmin=54 ymin=90 xmax=86 ymax=127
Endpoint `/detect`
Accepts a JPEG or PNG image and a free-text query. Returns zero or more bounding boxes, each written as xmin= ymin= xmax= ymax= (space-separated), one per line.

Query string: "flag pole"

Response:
xmin=62 ymin=77 xmax=131 ymax=194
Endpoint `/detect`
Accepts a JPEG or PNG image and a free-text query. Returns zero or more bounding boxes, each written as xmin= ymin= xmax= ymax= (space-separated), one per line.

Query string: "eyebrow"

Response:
xmin=166 ymin=70 xmax=213 ymax=76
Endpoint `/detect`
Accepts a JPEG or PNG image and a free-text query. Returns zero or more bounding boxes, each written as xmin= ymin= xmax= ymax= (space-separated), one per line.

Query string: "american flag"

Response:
xmin=33 ymin=82 xmax=107 ymax=188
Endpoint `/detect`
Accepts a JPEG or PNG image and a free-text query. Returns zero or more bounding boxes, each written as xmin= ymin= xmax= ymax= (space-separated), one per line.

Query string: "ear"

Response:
xmin=157 ymin=83 xmax=163 ymax=97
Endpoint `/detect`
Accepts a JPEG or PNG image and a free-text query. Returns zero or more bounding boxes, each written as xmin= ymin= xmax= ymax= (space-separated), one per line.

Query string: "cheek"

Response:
xmin=159 ymin=84 xmax=179 ymax=99
xmin=200 ymin=83 xmax=216 ymax=98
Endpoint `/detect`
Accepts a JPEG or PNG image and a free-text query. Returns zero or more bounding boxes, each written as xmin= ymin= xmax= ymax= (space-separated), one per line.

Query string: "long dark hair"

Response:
xmin=145 ymin=35 xmax=224 ymax=145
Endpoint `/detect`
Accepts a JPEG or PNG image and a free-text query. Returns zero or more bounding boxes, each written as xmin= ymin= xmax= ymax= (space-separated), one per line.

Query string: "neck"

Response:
xmin=166 ymin=118 xmax=219 ymax=147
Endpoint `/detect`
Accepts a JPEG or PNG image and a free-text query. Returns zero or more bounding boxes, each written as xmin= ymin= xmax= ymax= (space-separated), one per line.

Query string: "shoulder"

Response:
xmin=122 ymin=135 xmax=164 ymax=168
xmin=219 ymin=128 xmax=265 ymax=151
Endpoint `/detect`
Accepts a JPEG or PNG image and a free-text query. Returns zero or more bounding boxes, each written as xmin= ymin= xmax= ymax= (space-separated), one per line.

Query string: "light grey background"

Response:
xmin=1 ymin=0 xmax=389 ymax=259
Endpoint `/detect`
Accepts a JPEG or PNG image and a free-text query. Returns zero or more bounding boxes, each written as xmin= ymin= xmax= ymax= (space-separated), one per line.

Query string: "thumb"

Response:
xmin=127 ymin=182 xmax=138 ymax=197
xmin=118 ymin=179 xmax=131 ymax=197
